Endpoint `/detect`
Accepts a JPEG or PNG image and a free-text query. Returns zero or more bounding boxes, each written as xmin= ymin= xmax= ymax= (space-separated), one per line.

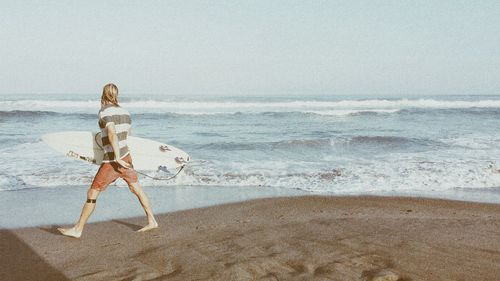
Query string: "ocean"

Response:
xmin=1 ymin=93 xmax=500 ymax=213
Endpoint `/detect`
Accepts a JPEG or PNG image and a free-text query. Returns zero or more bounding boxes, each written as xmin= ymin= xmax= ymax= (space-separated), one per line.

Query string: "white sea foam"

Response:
xmin=1 ymin=98 xmax=500 ymax=114
xmin=3 ymin=142 xmax=500 ymax=195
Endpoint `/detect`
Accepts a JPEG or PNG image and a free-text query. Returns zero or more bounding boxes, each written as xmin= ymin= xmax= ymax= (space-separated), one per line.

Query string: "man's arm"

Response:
xmin=106 ymin=122 xmax=121 ymax=159
xmin=106 ymin=122 xmax=131 ymax=168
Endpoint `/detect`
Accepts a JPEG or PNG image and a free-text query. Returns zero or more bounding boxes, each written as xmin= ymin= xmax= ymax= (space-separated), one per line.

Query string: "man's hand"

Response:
xmin=116 ymin=158 xmax=132 ymax=169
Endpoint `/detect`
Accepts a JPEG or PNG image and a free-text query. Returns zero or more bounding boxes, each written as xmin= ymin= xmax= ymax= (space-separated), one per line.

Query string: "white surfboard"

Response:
xmin=42 ymin=131 xmax=190 ymax=174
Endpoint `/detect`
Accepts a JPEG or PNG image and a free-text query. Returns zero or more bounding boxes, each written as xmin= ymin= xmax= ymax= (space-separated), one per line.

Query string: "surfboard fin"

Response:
xmin=175 ymin=157 xmax=188 ymax=165
xmin=159 ymin=145 xmax=171 ymax=152
xmin=158 ymin=165 xmax=170 ymax=173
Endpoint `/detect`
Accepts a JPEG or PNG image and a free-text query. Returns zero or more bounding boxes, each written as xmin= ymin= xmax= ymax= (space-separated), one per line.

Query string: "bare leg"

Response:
xmin=58 ymin=188 xmax=100 ymax=238
xmin=128 ymin=181 xmax=158 ymax=232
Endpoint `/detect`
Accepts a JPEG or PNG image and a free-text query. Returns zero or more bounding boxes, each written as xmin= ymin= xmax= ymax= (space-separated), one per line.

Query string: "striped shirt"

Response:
xmin=98 ymin=105 xmax=131 ymax=162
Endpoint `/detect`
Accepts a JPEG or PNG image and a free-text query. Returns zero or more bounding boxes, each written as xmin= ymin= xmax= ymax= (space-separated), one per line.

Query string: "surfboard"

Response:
xmin=41 ymin=131 xmax=190 ymax=174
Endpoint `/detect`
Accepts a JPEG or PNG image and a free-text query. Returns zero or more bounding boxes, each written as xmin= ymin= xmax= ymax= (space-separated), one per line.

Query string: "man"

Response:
xmin=58 ymin=83 xmax=158 ymax=238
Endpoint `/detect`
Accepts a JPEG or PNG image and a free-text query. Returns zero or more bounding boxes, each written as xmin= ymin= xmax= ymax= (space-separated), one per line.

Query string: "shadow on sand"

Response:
xmin=39 ymin=225 xmax=64 ymax=236
xmin=0 ymin=229 xmax=69 ymax=281
xmin=112 ymin=219 xmax=142 ymax=231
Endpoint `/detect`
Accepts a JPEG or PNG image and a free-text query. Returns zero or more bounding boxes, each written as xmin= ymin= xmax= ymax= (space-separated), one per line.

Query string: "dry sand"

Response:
xmin=1 ymin=196 xmax=500 ymax=281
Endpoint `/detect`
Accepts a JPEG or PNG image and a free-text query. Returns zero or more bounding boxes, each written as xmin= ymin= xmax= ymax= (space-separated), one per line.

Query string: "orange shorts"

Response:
xmin=90 ymin=154 xmax=138 ymax=191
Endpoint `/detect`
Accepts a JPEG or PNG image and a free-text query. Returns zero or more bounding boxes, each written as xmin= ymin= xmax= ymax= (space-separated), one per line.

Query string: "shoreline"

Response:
xmin=2 ymin=184 xmax=500 ymax=229
xmin=3 ymin=195 xmax=500 ymax=280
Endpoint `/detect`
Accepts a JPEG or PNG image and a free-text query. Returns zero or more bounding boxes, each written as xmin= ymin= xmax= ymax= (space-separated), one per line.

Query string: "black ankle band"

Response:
xmin=86 ymin=199 xmax=96 ymax=203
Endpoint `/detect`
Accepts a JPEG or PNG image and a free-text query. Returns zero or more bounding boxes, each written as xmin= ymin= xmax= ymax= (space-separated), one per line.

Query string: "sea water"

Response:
xmin=1 ymin=94 xmax=500 ymax=227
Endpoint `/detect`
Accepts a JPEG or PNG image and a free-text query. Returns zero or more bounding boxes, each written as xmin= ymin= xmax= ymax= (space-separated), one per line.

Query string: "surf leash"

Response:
xmin=134 ymin=165 xmax=186 ymax=180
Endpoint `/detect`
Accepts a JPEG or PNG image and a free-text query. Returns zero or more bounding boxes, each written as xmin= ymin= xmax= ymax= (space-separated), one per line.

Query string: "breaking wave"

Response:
xmin=2 ymin=98 xmax=500 ymax=115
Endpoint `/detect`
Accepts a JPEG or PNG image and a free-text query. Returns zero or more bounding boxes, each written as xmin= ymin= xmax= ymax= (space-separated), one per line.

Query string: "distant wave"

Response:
xmin=349 ymin=136 xmax=421 ymax=146
xmin=2 ymin=98 xmax=500 ymax=115
xmin=399 ymin=107 xmax=500 ymax=116
xmin=198 ymin=138 xmax=335 ymax=151
xmin=195 ymin=135 xmax=443 ymax=152
xmin=343 ymin=136 xmax=447 ymax=151
xmin=0 ymin=110 xmax=62 ymax=117
xmin=0 ymin=108 xmax=401 ymax=117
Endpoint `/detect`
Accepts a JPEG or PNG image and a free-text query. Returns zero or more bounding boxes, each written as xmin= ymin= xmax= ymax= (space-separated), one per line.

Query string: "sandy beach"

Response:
xmin=1 ymin=195 xmax=499 ymax=281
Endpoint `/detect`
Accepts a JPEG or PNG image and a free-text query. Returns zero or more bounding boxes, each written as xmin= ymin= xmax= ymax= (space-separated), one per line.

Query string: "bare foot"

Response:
xmin=137 ymin=221 xmax=158 ymax=232
xmin=57 ymin=227 xmax=82 ymax=238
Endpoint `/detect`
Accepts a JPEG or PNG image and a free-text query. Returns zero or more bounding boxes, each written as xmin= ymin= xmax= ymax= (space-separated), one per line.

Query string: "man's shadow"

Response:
xmin=39 ymin=225 xmax=62 ymax=235
xmin=112 ymin=219 xmax=142 ymax=231
xmin=40 ymin=220 xmax=142 ymax=234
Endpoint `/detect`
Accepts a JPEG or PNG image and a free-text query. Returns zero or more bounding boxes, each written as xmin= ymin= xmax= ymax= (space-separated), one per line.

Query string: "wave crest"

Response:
xmin=2 ymin=98 xmax=500 ymax=115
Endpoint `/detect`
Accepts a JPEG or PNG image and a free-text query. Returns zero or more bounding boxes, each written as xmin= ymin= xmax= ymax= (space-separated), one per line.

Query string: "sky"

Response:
xmin=1 ymin=0 xmax=500 ymax=97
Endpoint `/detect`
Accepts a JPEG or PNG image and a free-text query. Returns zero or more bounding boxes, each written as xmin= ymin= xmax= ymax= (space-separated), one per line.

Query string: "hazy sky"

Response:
xmin=1 ymin=1 xmax=500 ymax=96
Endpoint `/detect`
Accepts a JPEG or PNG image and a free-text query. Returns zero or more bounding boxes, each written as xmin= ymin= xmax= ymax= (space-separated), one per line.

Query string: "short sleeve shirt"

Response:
xmin=98 ymin=105 xmax=131 ymax=162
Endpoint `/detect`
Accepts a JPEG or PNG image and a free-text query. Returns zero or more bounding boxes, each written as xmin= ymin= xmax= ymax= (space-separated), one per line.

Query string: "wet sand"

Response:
xmin=2 ymin=196 xmax=500 ymax=280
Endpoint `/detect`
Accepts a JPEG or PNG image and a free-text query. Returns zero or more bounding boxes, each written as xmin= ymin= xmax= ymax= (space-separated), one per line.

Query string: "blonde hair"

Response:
xmin=101 ymin=83 xmax=119 ymax=106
